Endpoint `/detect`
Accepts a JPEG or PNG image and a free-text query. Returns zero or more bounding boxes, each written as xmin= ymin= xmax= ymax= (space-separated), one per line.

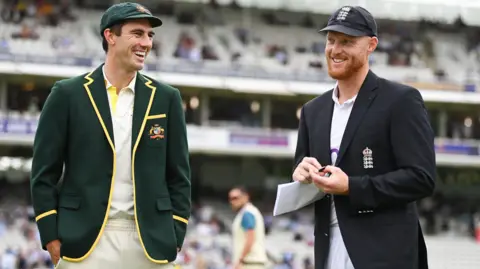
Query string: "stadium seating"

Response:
xmin=1 ymin=6 xmax=472 ymax=86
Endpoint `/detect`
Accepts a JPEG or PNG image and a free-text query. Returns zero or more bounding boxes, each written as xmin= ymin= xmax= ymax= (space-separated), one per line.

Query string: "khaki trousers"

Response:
xmin=55 ymin=219 xmax=175 ymax=269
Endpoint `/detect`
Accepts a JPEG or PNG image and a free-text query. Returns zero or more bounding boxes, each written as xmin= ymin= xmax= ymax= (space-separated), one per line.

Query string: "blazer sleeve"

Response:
xmin=348 ymin=88 xmax=436 ymax=210
xmin=293 ymin=106 xmax=310 ymax=173
xmin=30 ymin=82 xmax=68 ymax=249
xmin=166 ymin=89 xmax=191 ymax=249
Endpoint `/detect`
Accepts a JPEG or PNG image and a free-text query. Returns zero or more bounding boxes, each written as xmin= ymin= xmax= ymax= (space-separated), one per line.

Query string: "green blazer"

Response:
xmin=30 ymin=64 xmax=191 ymax=264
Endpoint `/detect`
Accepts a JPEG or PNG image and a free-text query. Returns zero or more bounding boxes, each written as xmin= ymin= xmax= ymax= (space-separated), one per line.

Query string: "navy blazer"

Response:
xmin=293 ymin=70 xmax=436 ymax=269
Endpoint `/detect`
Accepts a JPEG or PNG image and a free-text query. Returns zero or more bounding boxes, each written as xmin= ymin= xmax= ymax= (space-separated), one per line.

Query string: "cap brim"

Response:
xmin=319 ymin=25 xmax=367 ymax=37
xmin=124 ymin=14 xmax=163 ymax=27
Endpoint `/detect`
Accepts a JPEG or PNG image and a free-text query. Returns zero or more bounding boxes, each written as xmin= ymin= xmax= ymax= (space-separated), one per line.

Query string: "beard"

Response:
xmin=327 ymin=54 xmax=366 ymax=80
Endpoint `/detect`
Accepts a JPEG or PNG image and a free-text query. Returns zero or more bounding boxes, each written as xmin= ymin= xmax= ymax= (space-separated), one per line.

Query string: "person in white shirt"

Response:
xmin=229 ymin=187 xmax=268 ymax=269
xmin=292 ymin=5 xmax=435 ymax=269
xmin=30 ymin=3 xmax=190 ymax=269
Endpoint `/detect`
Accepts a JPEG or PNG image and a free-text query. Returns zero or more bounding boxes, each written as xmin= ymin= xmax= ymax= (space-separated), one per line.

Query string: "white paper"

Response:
xmin=273 ymin=181 xmax=325 ymax=216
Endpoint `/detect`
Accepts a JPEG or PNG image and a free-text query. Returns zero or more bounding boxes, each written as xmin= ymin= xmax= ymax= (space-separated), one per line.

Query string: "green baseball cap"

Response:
xmin=100 ymin=2 xmax=163 ymax=36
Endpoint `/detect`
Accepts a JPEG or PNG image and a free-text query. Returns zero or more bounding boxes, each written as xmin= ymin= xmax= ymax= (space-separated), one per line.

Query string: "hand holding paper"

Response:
xmin=273 ymin=181 xmax=325 ymax=216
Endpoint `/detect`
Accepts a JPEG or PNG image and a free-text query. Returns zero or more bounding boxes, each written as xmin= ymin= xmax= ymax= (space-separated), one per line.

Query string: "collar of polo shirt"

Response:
xmin=102 ymin=65 xmax=137 ymax=93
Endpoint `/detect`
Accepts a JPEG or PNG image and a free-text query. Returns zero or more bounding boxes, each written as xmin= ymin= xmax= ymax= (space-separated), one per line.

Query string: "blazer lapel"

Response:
xmin=83 ymin=65 xmax=115 ymax=150
xmin=316 ymin=97 xmax=334 ymax=166
xmin=335 ymin=71 xmax=378 ymax=166
xmin=131 ymin=74 xmax=156 ymax=150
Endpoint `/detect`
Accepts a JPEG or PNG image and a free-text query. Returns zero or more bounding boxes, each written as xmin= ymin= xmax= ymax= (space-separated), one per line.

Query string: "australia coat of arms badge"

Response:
xmin=148 ymin=124 xmax=164 ymax=140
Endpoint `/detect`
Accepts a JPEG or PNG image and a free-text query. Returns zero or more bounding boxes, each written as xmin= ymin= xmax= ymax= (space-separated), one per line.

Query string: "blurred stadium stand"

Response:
xmin=1 ymin=0 xmax=480 ymax=268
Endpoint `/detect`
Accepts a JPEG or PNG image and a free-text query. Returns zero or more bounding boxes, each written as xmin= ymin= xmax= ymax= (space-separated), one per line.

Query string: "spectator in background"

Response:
xmin=1 ymin=248 xmax=17 ymax=269
xmin=267 ymin=45 xmax=289 ymax=65
xmin=11 ymin=23 xmax=39 ymax=40
xmin=229 ymin=186 xmax=268 ymax=269
xmin=51 ymin=35 xmax=74 ymax=54
xmin=0 ymin=38 xmax=9 ymax=52
xmin=174 ymin=32 xmax=199 ymax=61
xmin=58 ymin=0 xmax=76 ymax=21
xmin=151 ymin=39 xmax=161 ymax=56
xmin=202 ymin=44 xmax=218 ymax=60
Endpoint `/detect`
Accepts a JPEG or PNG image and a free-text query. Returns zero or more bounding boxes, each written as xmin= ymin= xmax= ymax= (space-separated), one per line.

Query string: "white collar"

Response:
xmin=332 ymin=82 xmax=357 ymax=105
xmin=102 ymin=65 xmax=137 ymax=92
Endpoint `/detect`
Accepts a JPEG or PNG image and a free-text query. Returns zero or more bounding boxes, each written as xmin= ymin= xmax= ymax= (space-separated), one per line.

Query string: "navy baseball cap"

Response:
xmin=319 ymin=6 xmax=377 ymax=37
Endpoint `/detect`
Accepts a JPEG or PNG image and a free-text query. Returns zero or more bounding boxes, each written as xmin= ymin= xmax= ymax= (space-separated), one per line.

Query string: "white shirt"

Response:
xmin=330 ymin=84 xmax=357 ymax=225
xmin=102 ymin=66 xmax=137 ymax=218
xmin=326 ymin=85 xmax=357 ymax=269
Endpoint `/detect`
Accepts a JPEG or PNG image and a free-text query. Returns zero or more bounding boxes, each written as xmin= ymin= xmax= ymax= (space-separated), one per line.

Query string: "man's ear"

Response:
xmin=368 ymin=36 xmax=378 ymax=53
xmin=104 ymin=28 xmax=115 ymax=47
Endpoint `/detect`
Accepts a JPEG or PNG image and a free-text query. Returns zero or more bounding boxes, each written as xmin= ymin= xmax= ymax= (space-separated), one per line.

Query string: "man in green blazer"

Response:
xmin=30 ymin=2 xmax=191 ymax=268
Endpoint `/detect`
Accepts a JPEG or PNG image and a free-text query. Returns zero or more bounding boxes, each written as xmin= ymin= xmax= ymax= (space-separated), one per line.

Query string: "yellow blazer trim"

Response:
xmin=132 ymin=76 xmax=168 ymax=264
xmin=62 ymin=72 xmax=118 ymax=263
xmin=35 ymin=210 xmax=57 ymax=222
xmin=146 ymin=113 xmax=166 ymax=120
xmin=173 ymin=215 xmax=188 ymax=224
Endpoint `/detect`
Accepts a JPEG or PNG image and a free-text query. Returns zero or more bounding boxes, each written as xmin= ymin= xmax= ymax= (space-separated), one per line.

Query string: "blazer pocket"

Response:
xmin=156 ymin=197 xmax=173 ymax=212
xmin=146 ymin=113 xmax=166 ymax=120
xmin=145 ymin=118 xmax=167 ymax=147
xmin=59 ymin=196 xmax=81 ymax=210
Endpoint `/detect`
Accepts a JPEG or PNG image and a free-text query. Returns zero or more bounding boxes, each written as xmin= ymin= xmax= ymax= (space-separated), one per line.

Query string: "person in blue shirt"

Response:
xmin=241 ymin=211 xmax=256 ymax=231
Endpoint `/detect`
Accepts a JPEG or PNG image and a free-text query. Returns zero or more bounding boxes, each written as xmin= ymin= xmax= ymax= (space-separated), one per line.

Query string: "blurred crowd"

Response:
xmin=0 ymin=207 xmax=52 ymax=269
xmin=1 ymin=0 xmax=77 ymax=54
xmin=0 ymin=203 xmax=314 ymax=269
xmin=2 ymin=0 xmax=478 ymax=86
xmin=1 ymin=0 xmax=76 ymax=25
xmin=0 ymin=179 xmax=479 ymax=269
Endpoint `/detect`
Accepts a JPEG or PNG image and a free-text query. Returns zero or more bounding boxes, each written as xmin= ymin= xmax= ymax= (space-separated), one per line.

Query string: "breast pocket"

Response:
xmin=144 ymin=115 xmax=167 ymax=148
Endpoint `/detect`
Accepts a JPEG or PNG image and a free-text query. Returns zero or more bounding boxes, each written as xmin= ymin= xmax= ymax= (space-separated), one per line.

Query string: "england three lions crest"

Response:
xmin=149 ymin=124 xmax=164 ymax=140
xmin=363 ymin=147 xmax=373 ymax=169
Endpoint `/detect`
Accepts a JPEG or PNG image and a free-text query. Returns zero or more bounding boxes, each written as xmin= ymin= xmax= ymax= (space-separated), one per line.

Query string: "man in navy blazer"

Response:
xmin=292 ymin=6 xmax=436 ymax=269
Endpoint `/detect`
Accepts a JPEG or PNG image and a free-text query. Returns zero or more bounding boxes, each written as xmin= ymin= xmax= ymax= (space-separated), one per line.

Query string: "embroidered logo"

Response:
xmin=336 ymin=6 xmax=351 ymax=21
xmin=136 ymin=4 xmax=152 ymax=15
xmin=148 ymin=124 xmax=164 ymax=140
xmin=362 ymin=147 xmax=373 ymax=169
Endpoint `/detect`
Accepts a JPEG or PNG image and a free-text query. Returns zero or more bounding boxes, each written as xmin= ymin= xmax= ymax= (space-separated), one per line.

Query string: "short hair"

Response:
xmin=231 ymin=185 xmax=249 ymax=196
xmin=102 ymin=22 xmax=124 ymax=53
